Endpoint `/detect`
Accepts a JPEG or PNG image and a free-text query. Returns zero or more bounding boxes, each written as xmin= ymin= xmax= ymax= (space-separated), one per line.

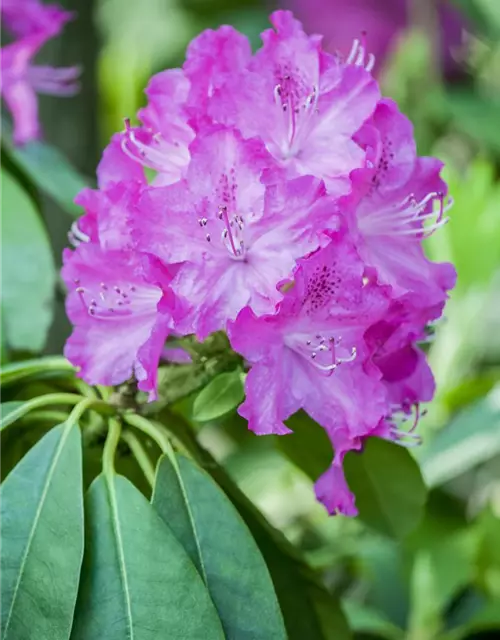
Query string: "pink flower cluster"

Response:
xmin=1 ymin=0 xmax=79 ymax=144
xmin=63 ymin=12 xmax=455 ymax=516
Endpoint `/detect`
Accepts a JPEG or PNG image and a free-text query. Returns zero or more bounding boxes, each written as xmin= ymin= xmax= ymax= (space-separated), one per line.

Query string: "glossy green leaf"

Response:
xmin=0 ymin=403 xmax=25 ymax=430
xmin=0 ymin=356 xmax=75 ymax=387
xmin=344 ymin=438 xmax=427 ymax=539
xmin=192 ymin=370 xmax=244 ymax=422
xmin=1 ymin=422 xmax=84 ymax=640
xmin=156 ymin=410 xmax=351 ymax=640
xmin=422 ymin=392 xmax=500 ymax=487
xmin=152 ymin=452 xmax=286 ymax=639
xmin=71 ymin=473 xmax=224 ymax=640
xmin=1 ymin=170 xmax=56 ymax=352
xmin=2 ymin=123 xmax=89 ymax=217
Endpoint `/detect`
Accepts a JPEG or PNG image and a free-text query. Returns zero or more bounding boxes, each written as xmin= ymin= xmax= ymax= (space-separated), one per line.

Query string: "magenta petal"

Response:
xmin=238 ymin=363 xmax=295 ymax=435
xmin=2 ymin=78 xmax=40 ymax=145
xmin=62 ymin=244 xmax=166 ymax=392
xmin=315 ymin=461 xmax=357 ymax=517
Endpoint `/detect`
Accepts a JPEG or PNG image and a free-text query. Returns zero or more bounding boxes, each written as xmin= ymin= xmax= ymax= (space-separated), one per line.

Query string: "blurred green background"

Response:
xmin=2 ymin=0 xmax=500 ymax=637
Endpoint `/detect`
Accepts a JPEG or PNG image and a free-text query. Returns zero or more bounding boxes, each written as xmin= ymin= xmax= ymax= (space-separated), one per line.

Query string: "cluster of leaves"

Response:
xmin=1 ymin=354 xmax=349 ymax=639
xmin=1 ymin=345 xmax=500 ymax=639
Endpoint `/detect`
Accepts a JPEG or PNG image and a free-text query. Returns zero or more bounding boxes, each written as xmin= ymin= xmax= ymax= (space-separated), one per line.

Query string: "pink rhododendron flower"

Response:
xmin=210 ymin=11 xmax=380 ymax=193
xmin=136 ymin=126 xmax=335 ymax=338
xmin=1 ymin=0 xmax=79 ymax=145
xmin=62 ymin=245 xmax=174 ymax=399
xmin=70 ymin=134 xmax=147 ymax=252
xmin=228 ymin=236 xmax=393 ymax=513
xmin=63 ymin=141 xmax=182 ymax=399
xmin=342 ymin=99 xmax=456 ymax=304
xmin=63 ymin=10 xmax=456 ymax=515
xmin=120 ymin=70 xmax=195 ymax=186
xmin=183 ymin=25 xmax=252 ymax=125
xmin=1 ymin=0 xmax=72 ymax=38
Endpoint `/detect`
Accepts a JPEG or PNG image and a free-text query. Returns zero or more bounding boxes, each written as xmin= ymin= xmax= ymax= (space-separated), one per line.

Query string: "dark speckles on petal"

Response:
xmin=303 ymin=264 xmax=342 ymax=314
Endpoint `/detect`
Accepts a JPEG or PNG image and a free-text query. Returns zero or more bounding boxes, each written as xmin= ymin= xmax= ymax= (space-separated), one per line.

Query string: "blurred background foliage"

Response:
xmin=2 ymin=0 xmax=500 ymax=638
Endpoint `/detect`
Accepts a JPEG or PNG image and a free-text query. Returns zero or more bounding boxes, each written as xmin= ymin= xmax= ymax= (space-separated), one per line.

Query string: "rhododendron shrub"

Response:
xmin=63 ymin=11 xmax=455 ymax=516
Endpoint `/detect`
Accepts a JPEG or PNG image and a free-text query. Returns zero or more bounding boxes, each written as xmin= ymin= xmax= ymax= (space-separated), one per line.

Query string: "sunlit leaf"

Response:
xmin=421 ymin=389 xmax=500 ymax=486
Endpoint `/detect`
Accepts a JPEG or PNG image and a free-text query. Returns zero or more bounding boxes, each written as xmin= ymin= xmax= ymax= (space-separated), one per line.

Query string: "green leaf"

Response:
xmin=0 ymin=393 xmax=80 ymax=432
xmin=421 ymin=392 xmax=500 ymax=487
xmin=156 ymin=410 xmax=351 ymax=640
xmin=0 ymin=403 xmax=25 ymax=430
xmin=152 ymin=452 xmax=286 ymax=639
xmin=427 ymin=158 xmax=500 ymax=294
xmin=237 ymin=503 xmax=351 ymax=640
xmin=444 ymin=90 xmax=500 ymax=155
xmin=344 ymin=438 xmax=427 ymax=539
xmin=1 ymin=171 xmax=56 ymax=352
xmin=450 ymin=0 xmax=500 ymax=39
xmin=2 ymin=122 xmax=89 ymax=217
xmin=0 ymin=356 xmax=75 ymax=387
xmin=1 ymin=422 xmax=84 ymax=640
xmin=405 ymin=491 xmax=478 ymax=617
xmin=192 ymin=371 xmax=244 ymax=422
xmin=358 ymin=537 xmax=409 ymax=627
xmin=275 ymin=411 xmax=332 ymax=481
xmin=71 ymin=473 xmax=225 ymax=640
xmin=342 ymin=600 xmax=402 ymax=640
xmin=407 ymin=551 xmax=442 ymax=638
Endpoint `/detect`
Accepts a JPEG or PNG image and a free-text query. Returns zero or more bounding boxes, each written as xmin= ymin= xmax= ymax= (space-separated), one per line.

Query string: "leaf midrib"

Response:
xmin=3 ymin=423 xmax=73 ymax=639
xmin=156 ymin=456 xmax=208 ymax=585
xmin=105 ymin=476 xmax=134 ymax=640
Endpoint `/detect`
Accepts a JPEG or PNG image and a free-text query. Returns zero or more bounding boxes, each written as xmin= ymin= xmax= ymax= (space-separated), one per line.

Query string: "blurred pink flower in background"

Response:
xmin=1 ymin=0 xmax=80 ymax=144
xmin=288 ymin=0 xmax=464 ymax=75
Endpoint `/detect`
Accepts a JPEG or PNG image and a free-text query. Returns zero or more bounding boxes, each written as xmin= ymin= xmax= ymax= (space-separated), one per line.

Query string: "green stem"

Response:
xmin=22 ymin=410 xmax=70 ymax=425
xmin=67 ymin=397 xmax=102 ymax=425
xmin=97 ymin=385 xmax=112 ymax=401
xmin=122 ymin=412 xmax=172 ymax=456
xmin=72 ymin=378 xmax=99 ymax=399
xmin=1 ymin=392 xmax=83 ymax=430
xmin=121 ymin=430 xmax=156 ymax=487
xmin=152 ymin=419 xmax=192 ymax=459
xmin=103 ymin=418 xmax=122 ymax=477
